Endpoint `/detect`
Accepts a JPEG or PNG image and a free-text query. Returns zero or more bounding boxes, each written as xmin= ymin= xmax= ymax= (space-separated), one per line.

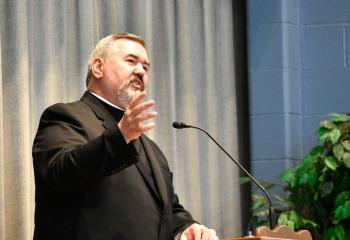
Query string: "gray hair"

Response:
xmin=85 ymin=33 xmax=145 ymax=87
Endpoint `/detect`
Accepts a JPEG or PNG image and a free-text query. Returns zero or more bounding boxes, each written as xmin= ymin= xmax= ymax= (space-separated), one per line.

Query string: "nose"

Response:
xmin=133 ymin=64 xmax=146 ymax=84
xmin=134 ymin=73 xmax=143 ymax=83
xmin=134 ymin=62 xmax=146 ymax=75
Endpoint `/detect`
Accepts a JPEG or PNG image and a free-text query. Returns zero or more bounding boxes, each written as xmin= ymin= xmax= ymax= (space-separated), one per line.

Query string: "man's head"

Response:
xmin=86 ymin=33 xmax=150 ymax=108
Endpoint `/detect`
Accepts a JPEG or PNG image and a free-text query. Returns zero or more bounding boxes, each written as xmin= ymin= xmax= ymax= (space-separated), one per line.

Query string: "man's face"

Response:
xmin=99 ymin=39 xmax=150 ymax=108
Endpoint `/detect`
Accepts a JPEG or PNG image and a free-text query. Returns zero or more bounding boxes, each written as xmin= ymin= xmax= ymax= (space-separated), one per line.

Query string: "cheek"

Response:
xmin=143 ymin=76 xmax=149 ymax=86
xmin=105 ymin=66 xmax=127 ymax=83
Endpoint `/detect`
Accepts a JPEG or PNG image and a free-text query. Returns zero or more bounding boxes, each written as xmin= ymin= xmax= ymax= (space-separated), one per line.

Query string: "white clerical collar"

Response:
xmin=89 ymin=91 xmax=125 ymax=111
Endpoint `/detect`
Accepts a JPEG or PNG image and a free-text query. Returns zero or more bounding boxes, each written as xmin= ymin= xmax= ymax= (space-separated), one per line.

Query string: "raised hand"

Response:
xmin=117 ymin=91 xmax=157 ymax=143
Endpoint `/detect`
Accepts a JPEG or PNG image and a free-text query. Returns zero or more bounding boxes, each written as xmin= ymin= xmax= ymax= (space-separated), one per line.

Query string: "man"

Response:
xmin=32 ymin=33 xmax=218 ymax=240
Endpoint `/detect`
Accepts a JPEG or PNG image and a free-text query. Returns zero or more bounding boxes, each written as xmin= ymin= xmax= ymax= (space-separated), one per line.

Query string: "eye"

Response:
xmin=126 ymin=58 xmax=136 ymax=64
xmin=143 ymin=65 xmax=149 ymax=72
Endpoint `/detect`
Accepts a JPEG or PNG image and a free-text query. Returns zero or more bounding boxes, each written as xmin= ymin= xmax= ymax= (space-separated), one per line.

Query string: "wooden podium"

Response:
xmin=224 ymin=225 xmax=312 ymax=240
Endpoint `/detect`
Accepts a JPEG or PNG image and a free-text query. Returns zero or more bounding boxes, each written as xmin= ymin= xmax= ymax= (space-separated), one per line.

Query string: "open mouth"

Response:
xmin=130 ymin=76 xmax=144 ymax=91
xmin=130 ymin=81 xmax=142 ymax=90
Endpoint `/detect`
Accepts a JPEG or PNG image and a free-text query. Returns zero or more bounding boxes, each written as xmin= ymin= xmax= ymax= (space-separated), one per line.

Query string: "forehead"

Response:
xmin=111 ymin=39 xmax=149 ymax=61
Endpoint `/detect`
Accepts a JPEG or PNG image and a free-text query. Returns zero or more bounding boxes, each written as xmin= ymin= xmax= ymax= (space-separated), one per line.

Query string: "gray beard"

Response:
xmin=117 ymin=77 xmax=143 ymax=109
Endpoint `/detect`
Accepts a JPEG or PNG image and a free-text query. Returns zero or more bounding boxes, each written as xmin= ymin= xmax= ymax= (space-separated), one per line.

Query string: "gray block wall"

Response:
xmin=247 ymin=0 xmax=350 ymax=183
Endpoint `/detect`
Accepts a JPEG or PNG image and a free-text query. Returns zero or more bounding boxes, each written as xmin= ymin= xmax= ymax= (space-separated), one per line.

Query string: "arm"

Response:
xmin=32 ymin=103 xmax=138 ymax=193
xmin=33 ymin=92 xmax=157 ymax=193
xmin=170 ymin=183 xmax=218 ymax=240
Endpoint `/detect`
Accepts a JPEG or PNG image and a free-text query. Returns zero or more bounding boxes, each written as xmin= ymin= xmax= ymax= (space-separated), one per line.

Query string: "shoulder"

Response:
xmin=41 ymin=100 xmax=93 ymax=122
xmin=33 ymin=100 xmax=99 ymax=149
xmin=43 ymin=100 xmax=87 ymax=115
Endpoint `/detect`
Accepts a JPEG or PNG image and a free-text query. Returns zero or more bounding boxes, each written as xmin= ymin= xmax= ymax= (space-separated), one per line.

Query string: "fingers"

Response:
xmin=137 ymin=121 xmax=156 ymax=132
xmin=201 ymin=228 xmax=210 ymax=240
xmin=127 ymin=91 xmax=146 ymax=110
xmin=200 ymin=227 xmax=217 ymax=240
xmin=118 ymin=91 xmax=157 ymax=142
xmin=180 ymin=233 xmax=188 ymax=240
xmin=125 ymin=100 xmax=156 ymax=120
xmin=193 ymin=225 xmax=201 ymax=240
xmin=181 ymin=224 xmax=218 ymax=240
xmin=208 ymin=229 xmax=217 ymax=240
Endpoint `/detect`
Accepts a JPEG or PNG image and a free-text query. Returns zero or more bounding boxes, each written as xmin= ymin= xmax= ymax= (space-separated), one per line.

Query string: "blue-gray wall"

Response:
xmin=247 ymin=0 xmax=350 ymax=183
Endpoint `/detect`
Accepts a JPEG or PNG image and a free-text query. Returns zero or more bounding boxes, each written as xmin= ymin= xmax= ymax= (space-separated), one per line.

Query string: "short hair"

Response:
xmin=85 ymin=33 xmax=146 ymax=87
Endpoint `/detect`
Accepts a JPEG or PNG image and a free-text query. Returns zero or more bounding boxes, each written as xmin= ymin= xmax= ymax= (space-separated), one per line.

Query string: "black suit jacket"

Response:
xmin=32 ymin=92 xmax=195 ymax=240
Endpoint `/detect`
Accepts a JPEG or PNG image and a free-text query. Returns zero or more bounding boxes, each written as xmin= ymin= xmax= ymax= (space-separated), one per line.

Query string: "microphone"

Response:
xmin=172 ymin=121 xmax=276 ymax=229
xmin=172 ymin=121 xmax=192 ymax=129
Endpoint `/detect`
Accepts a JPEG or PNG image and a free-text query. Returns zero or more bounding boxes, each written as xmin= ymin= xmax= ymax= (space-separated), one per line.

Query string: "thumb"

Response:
xmin=180 ymin=234 xmax=188 ymax=240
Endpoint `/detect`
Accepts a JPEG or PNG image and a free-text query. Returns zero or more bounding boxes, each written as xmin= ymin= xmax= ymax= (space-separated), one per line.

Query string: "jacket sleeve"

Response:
xmin=172 ymin=192 xmax=198 ymax=236
xmin=32 ymin=103 xmax=138 ymax=193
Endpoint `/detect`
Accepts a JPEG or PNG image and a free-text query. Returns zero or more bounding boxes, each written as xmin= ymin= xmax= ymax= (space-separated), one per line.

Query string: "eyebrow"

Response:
xmin=127 ymin=54 xmax=151 ymax=67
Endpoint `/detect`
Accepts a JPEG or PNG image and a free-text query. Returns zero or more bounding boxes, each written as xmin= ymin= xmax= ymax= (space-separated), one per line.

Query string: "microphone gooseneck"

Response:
xmin=172 ymin=121 xmax=276 ymax=229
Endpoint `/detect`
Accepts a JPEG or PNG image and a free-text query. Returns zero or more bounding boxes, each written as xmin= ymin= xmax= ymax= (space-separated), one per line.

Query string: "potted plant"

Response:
xmin=243 ymin=114 xmax=350 ymax=240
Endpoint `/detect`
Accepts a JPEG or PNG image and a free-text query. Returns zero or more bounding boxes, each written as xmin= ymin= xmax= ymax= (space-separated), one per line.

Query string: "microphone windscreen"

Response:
xmin=172 ymin=121 xmax=183 ymax=129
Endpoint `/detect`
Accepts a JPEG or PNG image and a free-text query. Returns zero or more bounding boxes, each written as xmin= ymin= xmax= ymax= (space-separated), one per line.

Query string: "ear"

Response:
xmin=91 ymin=57 xmax=104 ymax=79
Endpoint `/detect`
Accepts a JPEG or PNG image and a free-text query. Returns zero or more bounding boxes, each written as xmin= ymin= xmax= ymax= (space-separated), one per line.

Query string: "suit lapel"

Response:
xmin=139 ymin=136 xmax=169 ymax=207
xmin=133 ymin=139 xmax=161 ymax=201
xmin=81 ymin=92 xmax=116 ymax=129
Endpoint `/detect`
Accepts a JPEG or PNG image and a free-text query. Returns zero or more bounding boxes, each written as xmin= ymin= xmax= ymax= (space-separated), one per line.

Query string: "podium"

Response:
xmin=224 ymin=225 xmax=312 ymax=240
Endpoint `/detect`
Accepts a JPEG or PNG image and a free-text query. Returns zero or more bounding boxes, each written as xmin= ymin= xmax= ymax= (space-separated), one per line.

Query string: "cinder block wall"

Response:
xmin=247 ymin=0 xmax=350 ymax=182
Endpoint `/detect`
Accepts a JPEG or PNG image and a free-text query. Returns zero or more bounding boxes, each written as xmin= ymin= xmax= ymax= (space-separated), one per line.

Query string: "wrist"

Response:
xmin=117 ymin=122 xmax=131 ymax=144
xmin=174 ymin=231 xmax=182 ymax=240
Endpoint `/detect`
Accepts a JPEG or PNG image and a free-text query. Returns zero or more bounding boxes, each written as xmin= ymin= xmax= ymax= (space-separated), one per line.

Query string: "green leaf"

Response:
xmin=304 ymin=154 xmax=317 ymax=166
xmin=321 ymin=181 xmax=334 ymax=197
xmin=341 ymin=140 xmax=350 ymax=151
xmin=310 ymin=145 xmax=324 ymax=156
xmin=318 ymin=172 xmax=326 ymax=182
xmin=260 ymin=182 xmax=277 ymax=191
xmin=280 ymin=169 xmax=294 ymax=183
xmin=239 ymin=177 xmax=251 ymax=184
xmin=331 ymin=113 xmax=350 ymax=122
xmin=324 ymin=225 xmax=345 ymax=240
xmin=335 ymin=191 xmax=350 ymax=207
xmin=273 ymin=195 xmax=291 ymax=208
xmin=334 ymin=201 xmax=350 ymax=220
xmin=277 ymin=212 xmax=289 ymax=225
xmin=307 ymin=168 xmax=318 ymax=188
xmin=342 ymin=201 xmax=350 ymax=219
xmin=302 ymin=218 xmax=318 ymax=228
xmin=251 ymin=195 xmax=267 ymax=210
xmin=332 ymin=218 xmax=341 ymax=225
xmin=314 ymin=191 xmax=320 ymax=201
xmin=280 ymin=169 xmax=296 ymax=188
xmin=278 ymin=211 xmax=302 ymax=230
xmin=334 ymin=207 xmax=342 ymax=220
xmin=333 ymin=144 xmax=344 ymax=161
xmin=289 ymin=211 xmax=300 ymax=229
xmin=330 ymin=128 xmax=341 ymax=144
xmin=298 ymin=173 xmax=309 ymax=186
xmin=320 ymin=120 xmax=336 ymax=129
xmin=251 ymin=201 xmax=264 ymax=210
xmin=254 ymin=209 xmax=269 ymax=217
xmin=343 ymin=152 xmax=350 ymax=168
xmin=287 ymin=220 xmax=295 ymax=230
xmin=319 ymin=132 xmax=330 ymax=144
xmin=325 ymin=156 xmax=338 ymax=170
xmin=318 ymin=127 xmax=330 ymax=142
xmin=294 ymin=155 xmax=316 ymax=186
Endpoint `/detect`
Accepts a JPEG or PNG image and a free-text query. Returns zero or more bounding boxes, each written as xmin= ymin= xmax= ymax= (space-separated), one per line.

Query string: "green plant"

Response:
xmin=243 ymin=114 xmax=350 ymax=240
